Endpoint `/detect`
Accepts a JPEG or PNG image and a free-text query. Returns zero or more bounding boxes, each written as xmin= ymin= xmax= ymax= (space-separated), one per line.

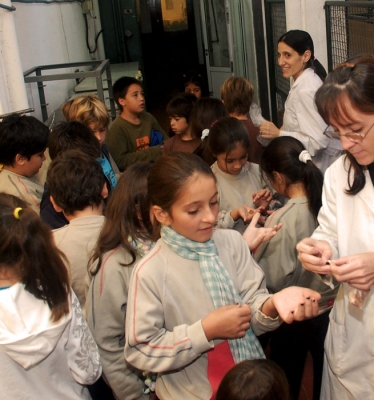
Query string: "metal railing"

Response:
xmin=325 ymin=1 xmax=374 ymax=71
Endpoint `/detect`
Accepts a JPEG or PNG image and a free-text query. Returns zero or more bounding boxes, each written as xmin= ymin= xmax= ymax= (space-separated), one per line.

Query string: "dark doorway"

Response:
xmin=138 ymin=0 xmax=203 ymax=129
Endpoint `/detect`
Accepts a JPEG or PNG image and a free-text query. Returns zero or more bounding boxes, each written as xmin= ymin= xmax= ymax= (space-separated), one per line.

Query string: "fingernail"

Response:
xmin=306 ymin=297 xmax=310 ymax=300
xmin=312 ymin=299 xmax=316 ymax=302
xmin=300 ymin=303 xmax=305 ymax=306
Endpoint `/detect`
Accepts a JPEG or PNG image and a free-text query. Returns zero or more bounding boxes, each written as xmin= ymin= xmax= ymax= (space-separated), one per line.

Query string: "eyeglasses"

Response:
xmin=323 ymin=121 xmax=374 ymax=143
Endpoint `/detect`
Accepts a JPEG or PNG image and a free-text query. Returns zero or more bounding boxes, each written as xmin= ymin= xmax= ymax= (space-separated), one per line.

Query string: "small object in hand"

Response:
xmin=348 ymin=288 xmax=370 ymax=309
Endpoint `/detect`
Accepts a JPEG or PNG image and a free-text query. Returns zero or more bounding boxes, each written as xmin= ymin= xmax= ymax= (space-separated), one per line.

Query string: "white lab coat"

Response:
xmin=280 ymin=68 xmax=342 ymax=174
xmin=312 ymin=155 xmax=374 ymax=400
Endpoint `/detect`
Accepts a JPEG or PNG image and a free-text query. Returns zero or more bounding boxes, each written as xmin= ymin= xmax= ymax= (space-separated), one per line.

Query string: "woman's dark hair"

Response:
xmin=216 ymin=359 xmax=290 ymax=400
xmin=148 ymin=152 xmax=215 ymax=215
xmin=315 ymin=55 xmax=374 ymax=194
xmin=89 ymin=162 xmax=153 ymax=275
xmin=0 ymin=193 xmax=70 ymax=322
xmin=278 ymin=30 xmax=327 ymax=81
xmin=260 ymin=136 xmax=323 ymax=220
xmin=191 ymin=98 xmax=229 ymax=165
xmin=205 ymin=116 xmax=251 ymax=166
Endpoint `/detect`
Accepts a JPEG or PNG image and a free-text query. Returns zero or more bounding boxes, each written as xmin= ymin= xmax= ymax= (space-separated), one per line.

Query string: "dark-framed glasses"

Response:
xmin=324 ymin=122 xmax=374 ymax=143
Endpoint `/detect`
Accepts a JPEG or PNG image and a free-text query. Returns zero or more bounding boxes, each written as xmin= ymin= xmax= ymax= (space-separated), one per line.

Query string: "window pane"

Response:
xmin=161 ymin=0 xmax=188 ymax=32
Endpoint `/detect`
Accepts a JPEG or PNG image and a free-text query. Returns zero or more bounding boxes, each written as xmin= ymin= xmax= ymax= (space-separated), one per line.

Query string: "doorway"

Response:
xmin=138 ymin=0 xmax=203 ymax=125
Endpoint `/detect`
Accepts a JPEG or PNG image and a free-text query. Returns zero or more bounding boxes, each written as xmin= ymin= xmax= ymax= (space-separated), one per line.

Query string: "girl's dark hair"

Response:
xmin=278 ymin=30 xmax=327 ymax=81
xmin=191 ymin=98 xmax=229 ymax=164
xmin=216 ymin=359 xmax=290 ymax=400
xmin=260 ymin=136 xmax=323 ymax=220
xmin=148 ymin=152 xmax=215 ymax=215
xmin=205 ymin=116 xmax=250 ymax=166
xmin=315 ymin=55 xmax=374 ymax=194
xmin=182 ymin=70 xmax=209 ymax=96
xmin=0 ymin=193 xmax=70 ymax=322
xmin=89 ymin=162 xmax=153 ymax=275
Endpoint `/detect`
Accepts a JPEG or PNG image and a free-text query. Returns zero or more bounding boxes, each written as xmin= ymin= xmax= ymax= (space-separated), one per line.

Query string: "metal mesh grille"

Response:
xmin=326 ymin=2 xmax=374 ymax=70
xmin=270 ymin=2 xmax=288 ymax=109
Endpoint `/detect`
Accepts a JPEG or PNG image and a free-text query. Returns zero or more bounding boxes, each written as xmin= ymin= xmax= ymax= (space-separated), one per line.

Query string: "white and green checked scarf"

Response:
xmin=161 ymin=226 xmax=265 ymax=363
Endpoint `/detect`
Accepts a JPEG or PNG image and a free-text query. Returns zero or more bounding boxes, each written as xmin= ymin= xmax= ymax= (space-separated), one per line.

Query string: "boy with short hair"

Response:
xmin=48 ymin=149 xmax=108 ymax=313
xmin=40 ymin=121 xmax=103 ymax=229
xmin=163 ymin=92 xmax=200 ymax=154
xmin=0 ymin=115 xmax=49 ymax=213
xmin=106 ymin=76 xmax=168 ymax=170
xmin=221 ymin=76 xmax=263 ymax=163
xmin=64 ymin=94 xmax=120 ymax=187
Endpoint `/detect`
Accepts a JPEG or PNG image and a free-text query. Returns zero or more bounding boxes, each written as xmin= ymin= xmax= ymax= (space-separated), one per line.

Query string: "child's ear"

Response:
xmin=15 ymin=154 xmax=26 ymax=166
xmin=50 ymin=196 xmax=63 ymax=213
xmin=118 ymin=97 xmax=126 ymax=108
xmin=101 ymin=183 xmax=109 ymax=200
xmin=152 ymin=205 xmax=172 ymax=226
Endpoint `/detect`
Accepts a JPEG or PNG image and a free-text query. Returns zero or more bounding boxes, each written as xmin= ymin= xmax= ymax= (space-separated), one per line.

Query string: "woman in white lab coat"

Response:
xmin=297 ymin=56 xmax=374 ymax=400
xmin=260 ymin=30 xmax=341 ymax=174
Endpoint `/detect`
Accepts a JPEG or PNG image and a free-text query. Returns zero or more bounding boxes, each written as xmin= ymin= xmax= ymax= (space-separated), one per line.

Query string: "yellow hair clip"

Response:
xmin=13 ymin=207 xmax=23 ymax=219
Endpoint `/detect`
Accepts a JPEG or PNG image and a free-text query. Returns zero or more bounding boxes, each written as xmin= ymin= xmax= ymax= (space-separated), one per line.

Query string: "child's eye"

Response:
xmin=210 ymin=201 xmax=219 ymax=207
xmin=188 ymin=209 xmax=198 ymax=215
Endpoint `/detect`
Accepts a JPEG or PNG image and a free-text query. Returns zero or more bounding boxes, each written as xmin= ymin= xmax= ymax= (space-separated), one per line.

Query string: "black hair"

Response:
xmin=181 ymin=70 xmax=209 ymax=97
xmin=260 ymin=136 xmax=323 ymax=220
xmin=206 ymin=116 xmax=251 ymax=166
xmin=0 ymin=115 xmax=49 ymax=165
xmin=48 ymin=121 xmax=101 ymax=160
xmin=113 ymin=76 xmax=143 ymax=111
xmin=278 ymin=30 xmax=327 ymax=81
xmin=166 ymin=92 xmax=197 ymax=123
xmin=216 ymin=359 xmax=290 ymax=400
xmin=47 ymin=149 xmax=106 ymax=216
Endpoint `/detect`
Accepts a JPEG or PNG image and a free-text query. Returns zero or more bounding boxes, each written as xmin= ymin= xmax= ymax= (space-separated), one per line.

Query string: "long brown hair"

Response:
xmin=89 ymin=162 xmax=153 ymax=275
xmin=0 ymin=193 xmax=70 ymax=322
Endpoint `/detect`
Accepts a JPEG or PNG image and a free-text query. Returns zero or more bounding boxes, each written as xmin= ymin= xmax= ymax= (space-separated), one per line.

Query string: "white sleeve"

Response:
xmin=66 ymin=292 xmax=102 ymax=385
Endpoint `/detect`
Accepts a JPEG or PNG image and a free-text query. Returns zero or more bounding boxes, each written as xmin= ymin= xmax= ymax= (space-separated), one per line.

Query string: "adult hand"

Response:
xmin=330 ymin=252 xmax=374 ymax=291
xmin=262 ymin=287 xmax=320 ymax=324
xmin=260 ymin=120 xmax=280 ymax=139
xmin=296 ymin=238 xmax=332 ymax=275
xmin=243 ymin=212 xmax=282 ymax=251
xmin=202 ymin=304 xmax=251 ymax=341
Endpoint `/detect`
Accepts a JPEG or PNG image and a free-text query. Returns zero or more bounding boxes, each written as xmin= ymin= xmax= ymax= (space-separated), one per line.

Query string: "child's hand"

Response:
xmin=230 ymin=206 xmax=257 ymax=222
xmin=243 ymin=212 xmax=282 ymax=251
xmin=252 ymin=190 xmax=272 ymax=210
xmin=261 ymin=287 xmax=321 ymax=324
xmin=202 ymin=304 xmax=251 ymax=341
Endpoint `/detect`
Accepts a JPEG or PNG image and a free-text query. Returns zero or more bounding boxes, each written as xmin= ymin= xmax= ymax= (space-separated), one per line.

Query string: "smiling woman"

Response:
xmin=260 ymin=30 xmax=342 ymax=174
xmin=297 ymin=56 xmax=374 ymax=399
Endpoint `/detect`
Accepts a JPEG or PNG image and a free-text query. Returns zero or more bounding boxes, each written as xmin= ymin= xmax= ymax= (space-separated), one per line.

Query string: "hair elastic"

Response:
xmin=299 ymin=150 xmax=312 ymax=164
xmin=201 ymin=129 xmax=210 ymax=140
xmin=13 ymin=207 xmax=22 ymax=219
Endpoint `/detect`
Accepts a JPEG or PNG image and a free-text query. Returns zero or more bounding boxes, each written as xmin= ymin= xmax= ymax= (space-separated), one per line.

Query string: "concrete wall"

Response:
xmin=12 ymin=0 xmax=104 ymax=121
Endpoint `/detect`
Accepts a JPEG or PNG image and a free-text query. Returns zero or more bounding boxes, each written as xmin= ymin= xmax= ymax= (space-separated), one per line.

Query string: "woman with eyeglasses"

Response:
xmin=260 ymin=30 xmax=342 ymax=174
xmin=297 ymin=56 xmax=374 ymax=399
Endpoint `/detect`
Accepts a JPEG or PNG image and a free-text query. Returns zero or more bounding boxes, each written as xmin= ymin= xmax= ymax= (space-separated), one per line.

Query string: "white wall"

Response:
xmin=13 ymin=0 xmax=104 ymax=121
xmin=285 ymin=0 xmax=345 ymax=71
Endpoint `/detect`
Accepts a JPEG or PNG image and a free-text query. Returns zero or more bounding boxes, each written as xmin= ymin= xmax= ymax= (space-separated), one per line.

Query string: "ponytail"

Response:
xmin=260 ymin=137 xmax=323 ymax=221
xmin=0 ymin=194 xmax=70 ymax=322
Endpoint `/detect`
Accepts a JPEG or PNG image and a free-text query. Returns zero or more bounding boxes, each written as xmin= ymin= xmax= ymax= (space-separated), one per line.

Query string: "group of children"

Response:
xmin=0 ymin=64 xmax=341 ymax=400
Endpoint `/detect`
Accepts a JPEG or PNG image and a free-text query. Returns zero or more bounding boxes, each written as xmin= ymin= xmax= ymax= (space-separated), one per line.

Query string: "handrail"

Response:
xmin=0 ymin=3 xmax=16 ymax=11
